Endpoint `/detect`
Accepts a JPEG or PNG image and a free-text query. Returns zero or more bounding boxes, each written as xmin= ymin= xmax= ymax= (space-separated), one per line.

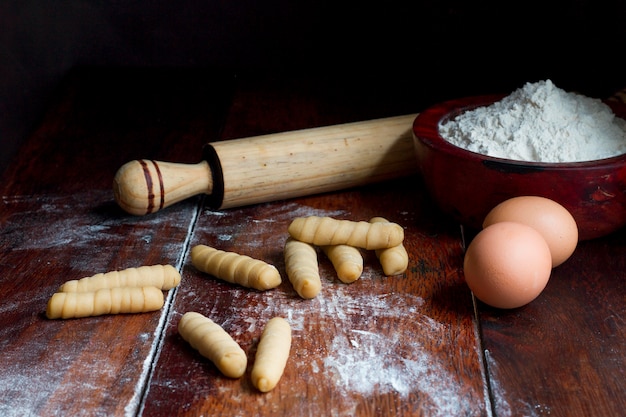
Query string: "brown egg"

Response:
xmin=483 ymin=196 xmax=578 ymax=267
xmin=464 ymin=222 xmax=552 ymax=309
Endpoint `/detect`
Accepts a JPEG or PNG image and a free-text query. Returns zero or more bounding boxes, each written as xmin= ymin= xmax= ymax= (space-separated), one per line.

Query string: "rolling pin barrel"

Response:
xmin=113 ymin=114 xmax=419 ymax=215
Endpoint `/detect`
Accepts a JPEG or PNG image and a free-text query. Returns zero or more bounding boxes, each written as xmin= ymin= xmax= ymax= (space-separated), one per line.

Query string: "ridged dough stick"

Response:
xmin=284 ymin=237 xmax=321 ymax=299
xmin=370 ymin=217 xmax=409 ymax=275
xmin=58 ymin=264 xmax=181 ymax=292
xmin=287 ymin=216 xmax=404 ymax=249
xmin=46 ymin=286 xmax=164 ymax=319
xmin=178 ymin=312 xmax=247 ymax=379
xmin=321 ymin=244 xmax=363 ymax=283
xmin=190 ymin=245 xmax=281 ymax=290
xmin=251 ymin=317 xmax=292 ymax=392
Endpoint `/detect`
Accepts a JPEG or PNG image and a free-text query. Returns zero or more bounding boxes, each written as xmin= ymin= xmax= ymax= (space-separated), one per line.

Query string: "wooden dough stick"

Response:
xmin=112 ymin=113 xmax=418 ymax=215
xmin=58 ymin=264 xmax=181 ymax=292
xmin=321 ymin=244 xmax=363 ymax=283
xmin=251 ymin=317 xmax=292 ymax=392
xmin=190 ymin=245 xmax=281 ymax=291
xmin=370 ymin=217 xmax=409 ymax=276
xmin=46 ymin=286 xmax=164 ymax=319
xmin=178 ymin=312 xmax=247 ymax=379
xmin=287 ymin=216 xmax=404 ymax=250
xmin=284 ymin=237 xmax=322 ymax=299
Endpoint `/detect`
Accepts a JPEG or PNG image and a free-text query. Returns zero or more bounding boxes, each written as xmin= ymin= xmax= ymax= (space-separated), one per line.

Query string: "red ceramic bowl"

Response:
xmin=412 ymin=95 xmax=626 ymax=241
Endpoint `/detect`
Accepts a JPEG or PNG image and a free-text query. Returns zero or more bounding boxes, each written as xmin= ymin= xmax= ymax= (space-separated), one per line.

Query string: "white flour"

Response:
xmin=439 ymin=79 xmax=626 ymax=162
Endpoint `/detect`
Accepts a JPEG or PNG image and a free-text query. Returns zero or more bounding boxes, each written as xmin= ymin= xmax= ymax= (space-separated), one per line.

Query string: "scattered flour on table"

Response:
xmin=439 ymin=79 xmax=626 ymax=162
xmin=226 ymin=276 xmax=483 ymax=415
xmin=3 ymin=192 xmax=185 ymax=249
xmin=483 ymin=350 xmax=552 ymax=417
xmin=202 ymin=204 xmax=347 ymax=247
xmin=316 ymin=290 xmax=474 ymax=416
xmin=323 ymin=330 xmax=465 ymax=410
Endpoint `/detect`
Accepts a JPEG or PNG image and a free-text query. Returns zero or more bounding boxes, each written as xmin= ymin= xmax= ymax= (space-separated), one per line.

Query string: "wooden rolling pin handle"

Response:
xmin=113 ymin=113 xmax=420 ymax=215
xmin=113 ymin=159 xmax=214 ymax=215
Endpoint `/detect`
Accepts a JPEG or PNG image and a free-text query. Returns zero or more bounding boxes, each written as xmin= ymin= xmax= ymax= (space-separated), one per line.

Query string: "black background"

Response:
xmin=2 ymin=1 xmax=624 ymax=171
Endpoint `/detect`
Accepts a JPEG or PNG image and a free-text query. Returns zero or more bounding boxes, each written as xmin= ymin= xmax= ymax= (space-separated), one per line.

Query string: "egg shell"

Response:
xmin=464 ymin=221 xmax=552 ymax=309
xmin=482 ymin=196 xmax=578 ymax=267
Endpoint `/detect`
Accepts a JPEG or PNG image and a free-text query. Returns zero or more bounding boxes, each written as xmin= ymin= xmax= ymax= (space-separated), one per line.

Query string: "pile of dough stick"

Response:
xmin=46 ymin=264 xmax=181 ymax=319
xmin=178 ymin=312 xmax=291 ymax=392
xmin=43 ymin=263 xmax=290 ymax=392
xmin=190 ymin=215 xmax=409 ymax=299
xmin=284 ymin=215 xmax=409 ymax=298
xmin=44 ymin=215 xmax=408 ymax=393
xmin=179 ymin=215 xmax=407 ymax=391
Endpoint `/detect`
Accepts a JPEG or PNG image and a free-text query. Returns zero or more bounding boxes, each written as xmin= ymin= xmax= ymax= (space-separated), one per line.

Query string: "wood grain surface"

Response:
xmin=0 ymin=68 xmax=624 ymax=417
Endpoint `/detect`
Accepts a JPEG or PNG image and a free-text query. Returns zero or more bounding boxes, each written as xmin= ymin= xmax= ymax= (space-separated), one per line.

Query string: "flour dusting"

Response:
xmin=483 ymin=350 xmax=512 ymax=417
xmin=312 ymin=288 xmax=476 ymax=416
xmin=323 ymin=331 xmax=470 ymax=416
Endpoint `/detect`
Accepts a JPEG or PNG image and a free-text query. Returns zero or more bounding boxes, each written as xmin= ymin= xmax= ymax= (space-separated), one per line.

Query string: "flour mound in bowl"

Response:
xmin=439 ymin=79 xmax=626 ymax=163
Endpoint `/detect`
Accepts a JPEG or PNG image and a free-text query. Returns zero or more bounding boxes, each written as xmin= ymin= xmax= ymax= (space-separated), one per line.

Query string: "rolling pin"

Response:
xmin=113 ymin=113 xmax=419 ymax=215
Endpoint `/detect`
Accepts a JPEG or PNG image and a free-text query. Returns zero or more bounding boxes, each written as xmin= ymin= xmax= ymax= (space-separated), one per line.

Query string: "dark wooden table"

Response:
xmin=1 ymin=68 xmax=624 ymax=417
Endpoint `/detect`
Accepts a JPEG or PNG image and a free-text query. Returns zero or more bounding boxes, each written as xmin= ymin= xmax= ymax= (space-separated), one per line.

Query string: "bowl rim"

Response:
xmin=412 ymin=94 xmax=626 ymax=169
